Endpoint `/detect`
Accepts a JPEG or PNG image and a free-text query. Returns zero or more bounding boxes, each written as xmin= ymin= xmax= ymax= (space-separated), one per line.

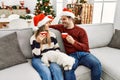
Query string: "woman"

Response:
xmin=30 ymin=13 xmax=63 ymax=80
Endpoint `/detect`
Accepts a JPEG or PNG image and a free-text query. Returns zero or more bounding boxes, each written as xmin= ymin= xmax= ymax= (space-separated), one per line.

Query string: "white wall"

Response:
xmin=24 ymin=0 xmax=37 ymax=13
xmin=0 ymin=0 xmax=20 ymax=6
xmin=0 ymin=0 xmax=41 ymax=13
xmin=0 ymin=0 xmax=63 ymax=15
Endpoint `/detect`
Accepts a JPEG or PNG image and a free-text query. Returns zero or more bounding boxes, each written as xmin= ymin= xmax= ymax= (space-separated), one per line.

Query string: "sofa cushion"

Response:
xmin=49 ymin=28 xmax=65 ymax=52
xmin=0 ymin=28 xmax=33 ymax=59
xmin=75 ymin=66 xmax=91 ymax=80
xmin=0 ymin=32 xmax=27 ymax=70
xmin=0 ymin=60 xmax=41 ymax=80
xmin=90 ymin=47 xmax=120 ymax=80
xmin=108 ymin=29 xmax=120 ymax=49
xmin=77 ymin=23 xmax=114 ymax=49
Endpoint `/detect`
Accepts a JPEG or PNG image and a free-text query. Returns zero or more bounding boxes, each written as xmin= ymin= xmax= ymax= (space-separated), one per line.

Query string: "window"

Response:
xmin=93 ymin=0 xmax=117 ymax=23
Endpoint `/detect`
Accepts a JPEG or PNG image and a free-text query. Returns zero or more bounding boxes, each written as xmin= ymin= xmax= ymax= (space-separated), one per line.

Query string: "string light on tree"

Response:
xmin=34 ymin=0 xmax=55 ymax=17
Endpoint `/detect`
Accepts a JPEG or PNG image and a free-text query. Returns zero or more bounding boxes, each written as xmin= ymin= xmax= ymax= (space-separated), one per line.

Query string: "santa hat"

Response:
xmin=60 ymin=8 xmax=75 ymax=19
xmin=51 ymin=8 xmax=75 ymax=25
xmin=33 ymin=13 xmax=53 ymax=27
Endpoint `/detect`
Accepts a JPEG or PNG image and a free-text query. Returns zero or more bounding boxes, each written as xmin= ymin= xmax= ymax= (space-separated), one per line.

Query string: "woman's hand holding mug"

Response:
xmin=36 ymin=31 xmax=47 ymax=43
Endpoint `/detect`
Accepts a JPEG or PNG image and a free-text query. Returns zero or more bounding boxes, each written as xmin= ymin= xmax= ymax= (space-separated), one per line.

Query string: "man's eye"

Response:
xmin=62 ymin=18 xmax=66 ymax=20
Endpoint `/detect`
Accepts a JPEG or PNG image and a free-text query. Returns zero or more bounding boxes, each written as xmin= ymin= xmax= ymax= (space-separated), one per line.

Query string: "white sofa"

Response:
xmin=76 ymin=23 xmax=120 ymax=80
xmin=0 ymin=23 xmax=119 ymax=80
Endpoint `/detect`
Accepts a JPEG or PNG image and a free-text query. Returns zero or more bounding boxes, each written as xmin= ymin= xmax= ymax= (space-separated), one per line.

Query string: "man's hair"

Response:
xmin=67 ymin=16 xmax=72 ymax=19
xmin=66 ymin=16 xmax=75 ymax=23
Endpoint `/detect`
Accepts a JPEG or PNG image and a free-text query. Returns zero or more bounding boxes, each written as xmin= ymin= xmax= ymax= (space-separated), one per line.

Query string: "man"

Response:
xmin=50 ymin=8 xmax=102 ymax=80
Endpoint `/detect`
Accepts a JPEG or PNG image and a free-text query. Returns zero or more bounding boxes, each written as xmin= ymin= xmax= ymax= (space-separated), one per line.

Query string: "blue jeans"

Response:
xmin=32 ymin=57 xmax=63 ymax=80
xmin=64 ymin=52 xmax=102 ymax=80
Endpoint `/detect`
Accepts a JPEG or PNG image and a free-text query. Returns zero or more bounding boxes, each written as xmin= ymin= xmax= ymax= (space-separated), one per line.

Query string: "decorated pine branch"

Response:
xmin=34 ymin=0 xmax=55 ymax=17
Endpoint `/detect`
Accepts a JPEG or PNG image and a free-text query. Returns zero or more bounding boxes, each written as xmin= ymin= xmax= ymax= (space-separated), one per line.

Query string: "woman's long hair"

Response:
xmin=35 ymin=25 xmax=51 ymax=49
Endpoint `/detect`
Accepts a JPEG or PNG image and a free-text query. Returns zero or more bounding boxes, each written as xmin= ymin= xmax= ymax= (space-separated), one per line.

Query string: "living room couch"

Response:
xmin=0 ymin=23 xmax=120 ymax=80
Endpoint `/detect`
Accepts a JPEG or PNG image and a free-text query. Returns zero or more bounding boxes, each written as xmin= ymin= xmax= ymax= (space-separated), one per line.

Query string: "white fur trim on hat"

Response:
xmin=37 ymin=16 xmax=51 ymax=27
xmin=61 ymin=11 xmax=75 ymax=19
xmin=33 ymin=27 xmax=39 ymax=31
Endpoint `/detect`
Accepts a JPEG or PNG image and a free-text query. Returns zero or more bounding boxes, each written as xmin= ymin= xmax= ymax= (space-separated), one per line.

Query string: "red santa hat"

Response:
xmin=33 ymin=13 xmax=53 ymax=27
xmin=60 ymin=8 xmax=75 ymax=19
xmin=51 ymin=8 xmax=75 ymax=25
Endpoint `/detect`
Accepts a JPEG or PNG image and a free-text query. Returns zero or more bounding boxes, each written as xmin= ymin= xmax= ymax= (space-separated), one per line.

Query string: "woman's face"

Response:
xmin=45 ymin=21 xmax=51 ymax=30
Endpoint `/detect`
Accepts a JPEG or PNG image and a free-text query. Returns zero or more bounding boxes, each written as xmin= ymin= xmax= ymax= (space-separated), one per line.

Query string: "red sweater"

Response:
xmin=50 ymin=24 xmax=90 ymax=54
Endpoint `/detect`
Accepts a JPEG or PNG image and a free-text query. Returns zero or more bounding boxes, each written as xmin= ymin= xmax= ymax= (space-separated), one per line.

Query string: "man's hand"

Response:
xmin=66 ymin=35 xmax=75 ymax=44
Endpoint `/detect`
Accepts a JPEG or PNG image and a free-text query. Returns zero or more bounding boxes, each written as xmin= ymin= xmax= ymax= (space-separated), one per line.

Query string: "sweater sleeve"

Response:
xmin=73 ymin=30 xmax=89 ymax=52
xmin=30 ymin=35 xmax=41 ymax=56
xmin=49 ymin=24 xmax=64 ymax=32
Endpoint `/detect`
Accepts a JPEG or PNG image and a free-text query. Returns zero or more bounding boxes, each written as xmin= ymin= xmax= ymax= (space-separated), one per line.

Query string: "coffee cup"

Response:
xmin=40 ymin=32 xmax=48 ymax=36
xmin=62 ymin=33 xmax=68 ymax=38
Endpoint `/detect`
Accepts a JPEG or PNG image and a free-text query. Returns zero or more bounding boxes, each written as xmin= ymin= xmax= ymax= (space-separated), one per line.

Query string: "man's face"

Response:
xmin=61 ymin=16 xmax=70 ymax=28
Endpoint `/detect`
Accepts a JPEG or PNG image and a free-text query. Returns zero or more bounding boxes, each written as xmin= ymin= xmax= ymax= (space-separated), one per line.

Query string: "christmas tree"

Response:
xmin=34 ymin=0 xmax=55 ymax=17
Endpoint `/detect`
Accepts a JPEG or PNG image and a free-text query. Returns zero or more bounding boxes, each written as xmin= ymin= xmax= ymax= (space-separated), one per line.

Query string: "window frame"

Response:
xmin=93 ymin=0 xmax=117 ymax=23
